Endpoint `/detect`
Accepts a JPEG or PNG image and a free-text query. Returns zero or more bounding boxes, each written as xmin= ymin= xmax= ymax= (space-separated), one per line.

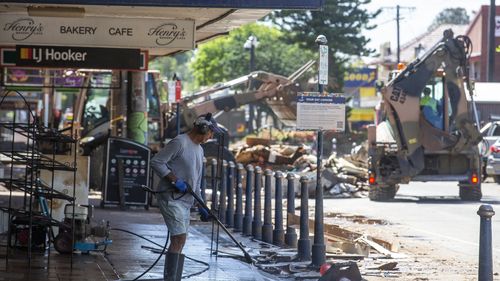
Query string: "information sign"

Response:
xmin=296 ymin=93 xmax=346 ymax=131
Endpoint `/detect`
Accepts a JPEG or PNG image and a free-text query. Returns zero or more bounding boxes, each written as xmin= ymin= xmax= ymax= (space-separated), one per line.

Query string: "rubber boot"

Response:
xmin=164 ymin=252 xmax=185 ymax=281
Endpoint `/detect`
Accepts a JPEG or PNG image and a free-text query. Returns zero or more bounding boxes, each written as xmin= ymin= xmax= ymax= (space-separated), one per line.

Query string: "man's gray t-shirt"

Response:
xmin=151 ymin=134 xmax=204 ymax=207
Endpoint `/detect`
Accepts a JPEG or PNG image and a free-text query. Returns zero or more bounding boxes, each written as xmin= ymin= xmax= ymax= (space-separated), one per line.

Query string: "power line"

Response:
xmin=382 ymin=5 xmax=416 ymax=64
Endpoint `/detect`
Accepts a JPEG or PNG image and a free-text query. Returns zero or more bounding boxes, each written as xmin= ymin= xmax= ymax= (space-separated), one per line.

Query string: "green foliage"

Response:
xmin=190 ymin=23 xmax=315 ymax=87
xmin=427 ymin=8 xmax=470 ymax=32
xmin=149 ymin=52 xmax=196 ymax=92
xmin=267 ymin=0 xmax=380 ymax=91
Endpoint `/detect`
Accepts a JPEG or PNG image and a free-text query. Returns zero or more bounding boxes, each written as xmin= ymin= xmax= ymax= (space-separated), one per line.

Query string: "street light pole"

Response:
xmin=244 ymin=35 xmax=258 ymax=134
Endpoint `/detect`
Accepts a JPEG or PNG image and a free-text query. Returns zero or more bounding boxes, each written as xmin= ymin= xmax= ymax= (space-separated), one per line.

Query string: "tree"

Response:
xmin=427 ymin=8 xmax=470 ymax=32
xmin=190 ymin=23 xmax=315 ymax=87
xmin=149 ymin=52 xmax=196 ymax=92
xmin=267 ymin=0 xmax=380 ymax=91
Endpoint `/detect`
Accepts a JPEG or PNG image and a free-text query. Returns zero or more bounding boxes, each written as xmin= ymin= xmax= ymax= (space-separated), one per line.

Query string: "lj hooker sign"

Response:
xmin=0 ymin=15 xmax=195 ymax=50
xmin=14 ymin=45 xmax=143 ymax=69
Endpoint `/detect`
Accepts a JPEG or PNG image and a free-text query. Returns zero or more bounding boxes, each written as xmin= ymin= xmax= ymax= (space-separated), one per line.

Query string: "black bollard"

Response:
xmin=478 ymin=205 xmax=495 ymax=281
xmin=226 ymin=161 xmax=235 ymax=227
xmin=234 ymin=163 xmax=244 ymax=232
xmin=297 ymin=176 xmax=311 ymax=261
xmin=243 ymin=164 xmax=254 ymax=236
xmin=252 ymin=166 xmax=263 ymax=240
xmin=273 ymin=171 xmax=285 ymax=246
xmin=201 ymin=158 xmax=207 ymax=202
xmin=219 ymin=160 xmax=228 ymax=224
xmin=285 ymin=173 xmax=298 ymax=247
xmin=210 ymin=158 xmax=218 ymax=210
xmin=312 ymin=131 xmax=326 ymax=267
xmin=262 ymin=169 xmax=273 ymax=243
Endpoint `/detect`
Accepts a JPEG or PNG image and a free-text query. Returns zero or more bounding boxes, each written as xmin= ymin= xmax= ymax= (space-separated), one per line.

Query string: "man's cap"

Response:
xmin=194 ymin=113 xmax=223 ymax=134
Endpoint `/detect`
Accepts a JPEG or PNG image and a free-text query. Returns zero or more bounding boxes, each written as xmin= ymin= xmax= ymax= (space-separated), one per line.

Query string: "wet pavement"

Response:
xmin=0 ymin=198 xmax=302 ymax=281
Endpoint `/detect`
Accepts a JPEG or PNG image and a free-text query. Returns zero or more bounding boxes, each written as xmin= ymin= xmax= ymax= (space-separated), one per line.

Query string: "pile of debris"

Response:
xmin=322 ymin=144 xmax=370 ymax=198
xmin=233 ymin=139 xmax=370 ymax=198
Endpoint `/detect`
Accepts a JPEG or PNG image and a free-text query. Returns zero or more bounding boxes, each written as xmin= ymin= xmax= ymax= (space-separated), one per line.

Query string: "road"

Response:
xmin=321 ymin=180 xmax=500 ymax=280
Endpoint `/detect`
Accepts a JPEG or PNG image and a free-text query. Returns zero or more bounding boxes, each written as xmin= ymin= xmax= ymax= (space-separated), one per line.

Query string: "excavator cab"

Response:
xmin=368 ymin=29 xmax=483 ymax=201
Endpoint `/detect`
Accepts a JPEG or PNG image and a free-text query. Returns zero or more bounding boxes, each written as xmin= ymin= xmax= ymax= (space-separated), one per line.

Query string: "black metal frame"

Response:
xmin=0 ymin=90 xmax=77 ymax=269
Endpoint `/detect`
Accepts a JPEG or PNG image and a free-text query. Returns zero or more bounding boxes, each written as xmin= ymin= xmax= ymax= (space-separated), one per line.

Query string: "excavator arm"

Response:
xmin=166 ymin=60 xmax=315 ymax=137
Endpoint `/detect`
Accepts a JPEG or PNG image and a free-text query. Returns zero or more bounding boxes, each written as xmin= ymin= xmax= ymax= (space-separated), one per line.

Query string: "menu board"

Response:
xmin=103 ymin=137 xmax=150 ymax=206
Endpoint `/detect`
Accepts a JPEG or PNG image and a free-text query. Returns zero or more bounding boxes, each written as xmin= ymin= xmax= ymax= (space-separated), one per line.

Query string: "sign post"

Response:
xmin=314 ymin=34 xmax=327 ymax=268
xmin=296 ymin=91 xmax=346 ymax=268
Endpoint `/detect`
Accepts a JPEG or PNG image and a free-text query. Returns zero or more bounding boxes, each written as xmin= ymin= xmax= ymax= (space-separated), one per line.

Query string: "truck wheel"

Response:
xmin=458 ymin=181 xmax=482 ymax=201
xmin=368 ymin=184 xmax=398 ymax=201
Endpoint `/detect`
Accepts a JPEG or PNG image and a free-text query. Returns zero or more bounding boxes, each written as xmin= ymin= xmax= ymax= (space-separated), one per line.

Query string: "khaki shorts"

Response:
xmin=157 ymin=193 xmax=190 ymax=236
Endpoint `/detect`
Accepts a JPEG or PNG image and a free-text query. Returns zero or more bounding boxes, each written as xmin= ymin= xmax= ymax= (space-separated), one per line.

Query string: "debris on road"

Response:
xmin=232 ymin=140 xmax=371 ymax=199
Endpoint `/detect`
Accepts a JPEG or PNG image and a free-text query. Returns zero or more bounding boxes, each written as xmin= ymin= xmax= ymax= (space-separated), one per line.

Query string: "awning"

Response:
xmin=1 ymin=1 xmax=323 ymax=57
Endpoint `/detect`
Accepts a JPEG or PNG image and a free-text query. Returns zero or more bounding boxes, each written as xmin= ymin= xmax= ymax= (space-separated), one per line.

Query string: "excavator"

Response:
xmin=367 ymin=29 xmax=483 ymax=201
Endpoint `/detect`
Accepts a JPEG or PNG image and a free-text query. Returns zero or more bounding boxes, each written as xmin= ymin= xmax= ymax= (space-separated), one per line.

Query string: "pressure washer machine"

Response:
xmin=54 ymin=204 xmax=112 ymax=254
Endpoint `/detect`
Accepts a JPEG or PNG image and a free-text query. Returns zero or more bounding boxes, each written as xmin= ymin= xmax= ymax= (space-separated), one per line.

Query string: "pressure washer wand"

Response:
xmin=186 ymin=186 xmax=254 ymax=264
xmin=139 ymin=184 xmax=254 ymax=264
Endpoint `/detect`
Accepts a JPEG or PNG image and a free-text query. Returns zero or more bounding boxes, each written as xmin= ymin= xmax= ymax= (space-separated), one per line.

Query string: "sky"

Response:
xmin=362 ymin=0 xmax=492 ymax=54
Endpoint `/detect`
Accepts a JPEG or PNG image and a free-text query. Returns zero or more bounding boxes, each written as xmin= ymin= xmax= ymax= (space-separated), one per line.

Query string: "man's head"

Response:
xmin=423 ymin=87 xmax=431 ymax=96
xmin=192 ymin=113 xmax=223 ymax=143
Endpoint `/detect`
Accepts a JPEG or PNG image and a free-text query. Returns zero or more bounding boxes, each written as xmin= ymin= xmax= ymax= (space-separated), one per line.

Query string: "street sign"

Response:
xmin=296 ymin=93 xmax=345 ymax=131
xmin=318 ymin=45 xmax=328 ymax=85
xmin=1 ymin=46 xmax=147 ymax=70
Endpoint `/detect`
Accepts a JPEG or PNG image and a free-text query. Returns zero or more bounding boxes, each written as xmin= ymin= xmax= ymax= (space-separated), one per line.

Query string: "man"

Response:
xmin=420 ymin=87 xmax=438 ymax=112
xmin=420 ymin=87 xmax=442 ymax=129
xmin=151 ymin=113 xmax=222 ymax=281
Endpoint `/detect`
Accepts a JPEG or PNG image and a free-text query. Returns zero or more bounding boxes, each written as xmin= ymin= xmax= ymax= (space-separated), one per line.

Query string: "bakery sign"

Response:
xmin=0 ymin=14 xmax=195 ymax=50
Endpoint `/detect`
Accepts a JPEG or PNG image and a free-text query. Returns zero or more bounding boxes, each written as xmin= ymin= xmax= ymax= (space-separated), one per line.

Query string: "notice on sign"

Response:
xmin=296 ymin=93 xmax=346 ymax=131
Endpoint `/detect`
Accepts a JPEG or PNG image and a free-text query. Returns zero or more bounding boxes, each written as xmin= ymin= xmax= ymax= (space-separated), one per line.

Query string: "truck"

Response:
xmin=367 ymin=29 xmax=483 ymax=201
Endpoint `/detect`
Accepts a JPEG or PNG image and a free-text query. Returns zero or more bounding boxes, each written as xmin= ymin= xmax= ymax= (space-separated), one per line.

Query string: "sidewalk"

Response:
xmin=0 ymin=200 xmax=299 ymax=281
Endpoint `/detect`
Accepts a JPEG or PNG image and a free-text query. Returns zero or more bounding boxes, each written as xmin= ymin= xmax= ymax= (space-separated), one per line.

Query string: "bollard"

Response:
xmin=226 ymin=161 xmax=235 ymax=227
xmin=478 ymin=205 xmax=495 ymax=281
xmin=219 ymin=160 xmax=228 ymax=224
xmin=312 ymin=130 xmax=326 ymax=267
xmin=210 ymin=158 xmax=218 ymax=210
xmin=285 ymin=173 xmax=298 ymax=247
xmin=262 ymin=169 xmax=273 ymax=243
xmin=234 ymin=163 xmax=244 ymax=232
xmin=297 ymin=176 xmax=311 ymax=261
xmin=201 ymin=158 xmax=207 ymax=202
xmin=252 ymin=166 xmax=263 ymax=240
xmin=243 ymin=164 xmax=254 ymax=236
xmin=273 ymin=171 xmax=285 ymax=246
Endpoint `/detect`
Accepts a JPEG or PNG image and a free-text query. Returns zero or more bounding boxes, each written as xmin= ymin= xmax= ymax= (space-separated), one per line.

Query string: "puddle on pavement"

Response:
xmin=325 ymin=212 xmax=390 ymax=225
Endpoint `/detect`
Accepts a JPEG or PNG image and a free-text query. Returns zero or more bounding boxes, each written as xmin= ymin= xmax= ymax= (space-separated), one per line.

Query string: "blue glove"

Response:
xmin=173 ymin=179 xmax=187 ymax=193
xmin=198 ymin=205 xmax=210 ymax=221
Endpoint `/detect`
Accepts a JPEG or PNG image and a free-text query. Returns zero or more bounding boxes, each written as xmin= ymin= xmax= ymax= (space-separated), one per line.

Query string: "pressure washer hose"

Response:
xmin=110 ymin=228 xmax=210 ymax=280
xmin=140 ymin=184 xmax=255 ymax=264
